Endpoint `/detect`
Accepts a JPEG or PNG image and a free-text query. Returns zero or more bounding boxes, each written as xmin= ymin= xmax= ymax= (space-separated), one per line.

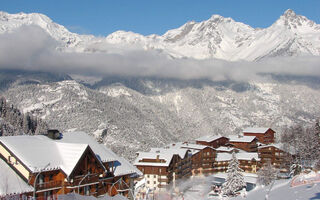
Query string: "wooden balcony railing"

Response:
xmin=36 ymin=180 xmax=62 ymax=191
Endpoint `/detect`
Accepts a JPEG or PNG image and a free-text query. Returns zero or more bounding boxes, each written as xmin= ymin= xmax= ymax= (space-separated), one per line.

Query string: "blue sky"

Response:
xmin=1 ymin=0 xmax=320 ymax=36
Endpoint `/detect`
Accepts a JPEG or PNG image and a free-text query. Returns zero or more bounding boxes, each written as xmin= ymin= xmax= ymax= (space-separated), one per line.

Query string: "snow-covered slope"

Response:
xmin=3 ymin=78 xmax=320 ymax=160
xmin=0 ymin=9 xmax=319 ymax=61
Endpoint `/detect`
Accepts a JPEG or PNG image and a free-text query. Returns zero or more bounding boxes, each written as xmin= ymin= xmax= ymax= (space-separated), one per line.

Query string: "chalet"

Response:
xmin=258 ymin=143 xmax=295 ymax=171
xmin=243 ymin=127 xmax=275 ymax=144
xmin=228 ymin=135 xmax=258 ymax=152
xmin=134 ymin=148 xmax=191 ymax=193
xmin=167 ymin=142 xmax=216 ymax=175
xmin=196 ymin=135 xmax=229 ymax=148
xmin=0 ymin=132 xmax=141 ymax=199
xmin=214 ymin=152 xmax=261 ymax=173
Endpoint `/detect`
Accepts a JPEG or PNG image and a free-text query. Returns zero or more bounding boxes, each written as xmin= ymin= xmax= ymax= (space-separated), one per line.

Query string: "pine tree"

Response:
xmin=222 ymin=152 xmax=246 ymax=196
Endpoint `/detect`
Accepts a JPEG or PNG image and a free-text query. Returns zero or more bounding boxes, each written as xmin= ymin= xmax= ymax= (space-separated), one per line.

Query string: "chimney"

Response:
xmin=47 ymin=129 xmax=61 ymax=140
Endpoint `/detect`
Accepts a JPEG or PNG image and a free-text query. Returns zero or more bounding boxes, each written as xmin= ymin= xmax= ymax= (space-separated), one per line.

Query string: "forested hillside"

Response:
xmin=0 ymin=96 xmax=48 ymax=136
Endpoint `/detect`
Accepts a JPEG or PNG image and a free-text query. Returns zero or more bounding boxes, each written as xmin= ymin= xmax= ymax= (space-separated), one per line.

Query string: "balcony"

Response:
xmin=36 ymin=180 xmax=62 ymax=191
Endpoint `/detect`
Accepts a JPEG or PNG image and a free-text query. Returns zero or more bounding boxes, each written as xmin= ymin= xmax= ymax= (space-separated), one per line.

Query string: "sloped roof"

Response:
xmin=167 ymin=142 xmax=212 ymax=151
xmin=229 ymin=135 xmax=256 ymax=143
xmin=0 ymin=158 xmax=34 ymax=197
xmin=0 ymin=132 xmax=141 ymax=178
xmin=258 ymin=143 xmax=296 ymax=155
xmin=60 ymin=132 xmax=142 ymax=177
xmin=0 ymin=135 xmax=88 ymax=177
xmin=134 ymin=151 xmax=174 ymax=167
xmin=243 ymin=127 xmax=270 ymax=134
xmin=58 ymin=132 xmax=117 ymax=162
xmin=150 ymin=147 xmax=189 ymax=159
xmin=216 ymin=152 xmax=260 ymax=162
xmin=236 ymin=152 xmax=260 ymax=161
xmin=216 ymin=146 xmax=235 ymax=152
xmin=196 ymin=134 xmax=226 ymax=142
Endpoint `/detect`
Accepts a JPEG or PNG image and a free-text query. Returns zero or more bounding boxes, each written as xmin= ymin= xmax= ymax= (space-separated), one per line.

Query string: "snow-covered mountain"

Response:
xmin=3 ymin=77 xmax=320 ymax=160
xmin=0 ymin=9 xmax=319 ymax=61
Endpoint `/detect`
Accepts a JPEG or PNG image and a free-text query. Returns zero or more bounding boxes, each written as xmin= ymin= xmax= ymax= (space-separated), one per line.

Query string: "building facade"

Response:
xmin=243 ymin=128 xmax=275 ymax=144
xmin=0 ymin=132 xmax=141 ymax=199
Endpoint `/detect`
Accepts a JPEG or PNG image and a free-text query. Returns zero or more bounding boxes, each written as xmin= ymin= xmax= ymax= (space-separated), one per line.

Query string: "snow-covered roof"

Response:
xmin=59 ymin=132 xmax=142 ymax=177
xmin=196 ymin=134 xmax=226 ymax=142
xmin=258 ymin=143 xmax=296 ymax=155
xmin=229 ymin=135 xmax=256 ymax=143
xmin=150 ymin=148 xmax=189 ymax=159
xmin=59 ymin=132 xmax=117 ymax=162
xmin=236 ymin=152 xmax=260 ymax=161
xmin=0 ymin=135 xmax=88 ymax=177
xmin=243 ymin=127 xmax=270 ymax=134
xmin=134 ymin=147 xmax=190 ymax=167
xmin=0 ymin=159 xmax=34 ymax=197
xmin=216 ymin=152 xmax=260 ymax=162
xmin=134 ymin=152 xmax=174 ymax=167
xmin=216 ymin=153 xmax=232 ymax=161
xmin=216 ymin=146 xmax=235 ymax=152
xmin=113 ymin=156 xmax=143 ymax=177
xmin=0 ymin=132 xmax=142 ymax=178
xmin=167 ymin=142 xmax=211 ymax=151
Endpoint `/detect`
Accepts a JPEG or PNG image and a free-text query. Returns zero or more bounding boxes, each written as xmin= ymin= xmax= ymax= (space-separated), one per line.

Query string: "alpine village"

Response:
xmin=2 ymin=115 xmax=320 ymax=200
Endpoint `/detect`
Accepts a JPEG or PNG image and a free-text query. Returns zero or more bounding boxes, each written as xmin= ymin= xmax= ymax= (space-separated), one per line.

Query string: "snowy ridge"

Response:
xmin=0 ymin=9 xmax=319 ymax=61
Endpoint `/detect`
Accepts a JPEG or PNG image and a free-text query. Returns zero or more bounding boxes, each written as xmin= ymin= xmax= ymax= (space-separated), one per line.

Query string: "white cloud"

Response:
xmin=0 ymin=25 xmax=319 ymax=81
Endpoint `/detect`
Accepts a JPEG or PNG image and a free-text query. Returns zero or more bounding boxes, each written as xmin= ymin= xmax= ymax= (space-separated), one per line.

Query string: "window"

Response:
xmin=38 ymin=174 xmax=44 ymax=185
xmin=154 ymin=175 xmax=156 ymax=178
xmin=207 ymin=152 xmax=210 ymax=156
xmin=147 ymin=181 xmax=150 ymax=184
xmin=159 ymin=168 xmax=162 ymax=173
xmin=154 ymin=181 xmax=156 ymax=184
xmin=49 ymin=174 xmax=54 ymax=181
xmin=84 ymin=186 xmax=90 ymax=195
xmin=147 ymin=175 xmax=150 ymax=178
xmin=96 ymin=184 xmax=99 ymax=192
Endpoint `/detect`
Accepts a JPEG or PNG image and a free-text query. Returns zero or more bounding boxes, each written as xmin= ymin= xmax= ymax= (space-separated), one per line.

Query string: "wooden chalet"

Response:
xmin=258 ymin=143 xmax=294 ymax=171
xmin=134 ymin=148 xmax=191 ymax=193
xmin=228 ymin=135 xmax=258 ymax=152
xmin=195 ymin=135 xmax=229 ymax=148
xmin=243 ymin=128 xmax=275 ymax=144
xmin=167 ymin=142 xmax=217 ymax=175
xmin=0 ymin=132 xmax=141 ymax=199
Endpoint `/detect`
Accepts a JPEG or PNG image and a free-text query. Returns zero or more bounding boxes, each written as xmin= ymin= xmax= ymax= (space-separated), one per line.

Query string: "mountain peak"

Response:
xmin=283 ymin=9 xmax=296 ymax=18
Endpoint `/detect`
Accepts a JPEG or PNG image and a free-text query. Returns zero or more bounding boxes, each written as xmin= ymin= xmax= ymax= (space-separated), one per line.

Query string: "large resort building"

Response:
xmin=134 ymin=127 xmax=295 ymax=194
xmin=0 ymin=131 xmax=142 ymax=199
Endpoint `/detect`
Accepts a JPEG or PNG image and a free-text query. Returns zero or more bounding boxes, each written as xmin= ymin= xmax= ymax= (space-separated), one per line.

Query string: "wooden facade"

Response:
xmin=0 ymin=137 xmax=137 ymax=199
xmin=196 ymin=136 xmax=229 ymax=148
xmin=229 ymin=138 xmax=258 ymax=152
xmin=243 ymin=128 xmax=275 ymax=144
xmin=213 ymin=158 xmax=260 ymax=173
xmin=135 ymin=151 xmax=192 ymax=193
xmin=258 ymin=145 xmax=293 ymax=171
xmin=190 ymin=147 xmax=216 ymax=175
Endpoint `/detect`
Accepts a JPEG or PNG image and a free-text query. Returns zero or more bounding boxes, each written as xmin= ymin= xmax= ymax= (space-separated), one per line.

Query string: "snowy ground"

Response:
xmin=174 ymin=173 xmax=320 ymax=200
xmin=233 ymin=179 xmax=320 ymax=200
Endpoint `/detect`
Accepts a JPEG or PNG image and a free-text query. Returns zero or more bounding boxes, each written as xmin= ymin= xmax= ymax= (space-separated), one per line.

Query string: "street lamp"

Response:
xmin=33 ymin=163 xmax=51 ymax=199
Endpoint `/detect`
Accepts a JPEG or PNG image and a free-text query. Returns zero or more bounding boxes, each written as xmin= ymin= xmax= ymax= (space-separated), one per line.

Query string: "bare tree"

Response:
xmin=257 ymin=162 xmax=278 ymax=186
xmin=281 ymin=123 xmax=320 ymax=169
